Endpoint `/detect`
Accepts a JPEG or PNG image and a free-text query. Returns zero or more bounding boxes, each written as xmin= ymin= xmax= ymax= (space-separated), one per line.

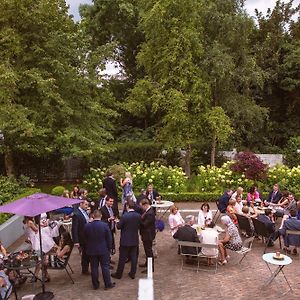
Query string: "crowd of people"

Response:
xmin=2 ymin=174 xmax=300 ymax=295
xmin=0 ymin=171 xmax=161 ymax=294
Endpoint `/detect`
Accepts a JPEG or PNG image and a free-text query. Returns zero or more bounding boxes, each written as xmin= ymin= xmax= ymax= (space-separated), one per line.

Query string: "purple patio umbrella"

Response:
xmin=0 ymin=193 xmax=82 ymax=300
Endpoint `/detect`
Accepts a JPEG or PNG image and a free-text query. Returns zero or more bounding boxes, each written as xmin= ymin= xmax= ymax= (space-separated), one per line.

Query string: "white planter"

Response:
xmin=0 ymin=215 xmax=24 ymax=248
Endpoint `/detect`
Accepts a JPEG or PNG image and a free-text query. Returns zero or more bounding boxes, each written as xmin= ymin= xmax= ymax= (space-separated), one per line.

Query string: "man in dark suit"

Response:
xmin=146 ymin=184 xmax=160 ymax=205
xmin=218 ymin=189 xmax=233 ymax=213
xmin=100 ymin=197 xmax=119 ymax=256
xmin=98 ymin=188 xmax=108 ymax=210
xmin=139 ymin=199 xmax=156 ymax=274
xmin=111 ymin=199 xmax=141 ymax=279
xmin=279 ymin=209 xmax=300 ymax=250
xmin=102 ymin=171 xmax=119 ymax=216
xmin=258 ymin=208 xmax=278 ymax=246
xmin=173 ymin=215 xmax=200 ymax=255
xmin=264 ymin=183 xmax=282 ymax=205
xmin=84 ymin=210 xmax=115 ymax=290
xmin=72 ymin=199 xmax=90 ymax=274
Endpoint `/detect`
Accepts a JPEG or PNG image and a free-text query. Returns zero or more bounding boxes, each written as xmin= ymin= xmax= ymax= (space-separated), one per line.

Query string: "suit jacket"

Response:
xmin=146 ymin=190 xmax=160 ymax=205
xmin=117 ymin=210 xmax=141 ymax=246
xmin=100 ymin=205 xmax=118 ymax=233
xmin=84 ymin=220 xmax=112 ymax=256
xmin=279 ymin=218 xmax=300 ymax=247
xmin=173 ymin=225 xmax=200 ymax=255
xmin=218 ymin=192 xmax=231 ymax=213
xmin=103 ymin=176 xmax=118 ymax=200
xmin=140 ymin=207 xmax=156 ymax=242
xmin=266 ymin=190 xmax=282 ymax=204
xmin=72 ymin=208 xmax=88 ymax=245
xmin=258 ymin=214 xmax=275 ymax=234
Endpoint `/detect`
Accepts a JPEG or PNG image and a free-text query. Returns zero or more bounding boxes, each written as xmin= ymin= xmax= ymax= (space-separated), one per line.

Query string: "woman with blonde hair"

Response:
xmin=120 ymin=171 xmax=136 ymax=204
xmin=168 ymin=205 xmax=185 ymax=237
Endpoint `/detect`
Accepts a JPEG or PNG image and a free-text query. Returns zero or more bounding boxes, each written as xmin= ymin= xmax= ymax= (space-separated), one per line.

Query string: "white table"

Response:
xmin=262 ymin=253 xmax=293 ymax=294
xmin=151 ymin=200 xmax=174 ymax=219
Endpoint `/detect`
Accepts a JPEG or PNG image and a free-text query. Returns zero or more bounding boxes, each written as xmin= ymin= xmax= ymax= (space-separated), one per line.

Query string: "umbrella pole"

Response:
xmin=38 ymin=220 xmax=46 ymax=294
xmin=33 ymin=216 xmax=54 ymax=300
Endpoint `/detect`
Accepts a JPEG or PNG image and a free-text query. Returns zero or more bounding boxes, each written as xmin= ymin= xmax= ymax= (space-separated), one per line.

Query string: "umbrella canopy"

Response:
xmin=0 ymin=193 xmax=81 ymax=216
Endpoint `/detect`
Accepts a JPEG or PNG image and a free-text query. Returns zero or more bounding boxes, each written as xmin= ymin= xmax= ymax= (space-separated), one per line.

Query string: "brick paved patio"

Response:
xmin=12 ymin=202 xmax=300 ymax=300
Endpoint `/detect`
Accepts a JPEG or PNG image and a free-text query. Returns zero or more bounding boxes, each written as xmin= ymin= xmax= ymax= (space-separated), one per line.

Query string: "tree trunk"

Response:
xmin=180 ymin=144 xmax=192 ymax=178
xmin=210 ymin=135 xmax=216 ymax=167
xmin=4 ymin=147 xmax=14 ymax=177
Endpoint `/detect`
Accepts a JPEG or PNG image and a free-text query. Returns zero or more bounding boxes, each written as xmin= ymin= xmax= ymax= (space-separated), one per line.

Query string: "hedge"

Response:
xmin=0 ymin=188 xmax=40 ymax=225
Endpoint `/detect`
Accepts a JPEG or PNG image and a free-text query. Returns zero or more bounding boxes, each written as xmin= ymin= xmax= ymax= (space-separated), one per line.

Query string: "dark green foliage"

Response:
xmin=284 ymin=136 xmax=300 ymax=167
xmin=51 ymin=186 xmax=65 ymax=196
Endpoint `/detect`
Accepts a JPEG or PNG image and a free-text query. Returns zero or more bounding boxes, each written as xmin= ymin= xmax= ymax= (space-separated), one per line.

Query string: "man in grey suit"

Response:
xmin=279 ymin=209 xmax=300 ymax=252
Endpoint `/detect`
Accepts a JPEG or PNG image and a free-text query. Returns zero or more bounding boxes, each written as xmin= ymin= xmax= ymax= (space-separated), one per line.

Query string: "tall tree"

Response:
xmin=126 ymin=0 xmax=210 ymax=175
xmin=0 ymin=0 xmax=116 ymax=176
xmin=253 ymin=0 xmax=300 ymax=148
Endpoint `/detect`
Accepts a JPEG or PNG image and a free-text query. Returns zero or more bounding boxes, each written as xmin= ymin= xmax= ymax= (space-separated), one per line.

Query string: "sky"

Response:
xmin=66 ymin=0 xmax=300 ymax=21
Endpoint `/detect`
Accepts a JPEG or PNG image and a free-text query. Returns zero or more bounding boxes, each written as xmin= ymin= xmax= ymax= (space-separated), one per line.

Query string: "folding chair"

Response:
xmin=236 ymin=214 xmax=253 ymax=237
xmin=212 ymin=200 xmax=226 ymax=224
xmin=285 ymin=230 xmax=300 ymax=258
xmin=235 ymin=236 xmax=255 ymax=264
xmin=47 ymin=247 xmax=74 ymax=283
xmin=177 ymin=241 xmax=202 ymax=273
xmin=252 ymin=218 xmax=281 ymax=253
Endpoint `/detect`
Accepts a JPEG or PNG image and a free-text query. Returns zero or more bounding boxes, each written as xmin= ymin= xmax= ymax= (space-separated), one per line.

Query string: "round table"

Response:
xmin=151 ymin=200 xmax=174 ymax=219
xmin=262 ymin=253 xmax=293 ymax=294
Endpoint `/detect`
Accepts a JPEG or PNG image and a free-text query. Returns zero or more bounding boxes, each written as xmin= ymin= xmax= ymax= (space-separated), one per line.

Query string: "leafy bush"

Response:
xmin=0 ymin=176 xmax=26 ymax=205
xmin=230 ymin=151 xmax=268 ymax=181
xmin=51 ymin=186 xmax=65 ymax=196
xmin=284 ymin=136 xmax=300 ymax=167
xmin=83 ymin=161 xmax=188 ymax=193
xmin=0 ymin=188 xmax=40 ymax=225
xmin=161 ymin=192 xmax=220 ymax=202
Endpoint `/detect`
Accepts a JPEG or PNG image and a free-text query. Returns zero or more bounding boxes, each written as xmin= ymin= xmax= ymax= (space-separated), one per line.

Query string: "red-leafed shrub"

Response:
xmin=230 ymin=151 xmax=268 ymax=181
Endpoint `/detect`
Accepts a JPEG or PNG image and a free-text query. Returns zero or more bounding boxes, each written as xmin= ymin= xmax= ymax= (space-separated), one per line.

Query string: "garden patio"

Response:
xmin=9 ymin=202 xmax=300 ymax=300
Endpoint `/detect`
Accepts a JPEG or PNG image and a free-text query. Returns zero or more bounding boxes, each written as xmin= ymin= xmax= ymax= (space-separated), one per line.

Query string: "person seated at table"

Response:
xmin=0 ymin=271 xmax=12 ymax=300
xmin=173 ymin=215 xmax=200 ymax=256
xmin=197 ymin=203 xmax=213 ymax=228
xmin=233 ymin=195 xmax=243 ymax=215
xmin=146 ymin=184 xmax=160 ymax=205
xmin=48 ymin=232 xmax=73 ymax=268
xmin=257 ymin=209 xmax=279 ymax=247
xmin=247 ymin=185 xmax=261 ymax=206
xmin=275 ymin=192 xmax=297 ymax=217
xmin=226 ymin=199 xmax=238 ymax=225
xmin=264 ymin=183 xmax=282 ymax=206
xmin=217 ymin=189 xmax=233 ymax=213
xmin=168 ymin=205 xmax=185 ymax=237
xmin=297 ymin=200 xmax=300 ymax=220
xmin=241 ymin=204 xmax=258 ymax=237
xmin=0 ymin=241 xmax=27 ymax=287
xmin=231 ymin=187 xmax=244 ymax=202
xmin=278 ymin=209 xmax=300 ymax=254
xmin=218 ymin=216 xmax=242 ymax=265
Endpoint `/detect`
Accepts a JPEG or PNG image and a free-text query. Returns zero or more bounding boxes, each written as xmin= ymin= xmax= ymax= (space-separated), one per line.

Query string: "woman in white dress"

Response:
xmin=168 ymin=205 xmax=185 ymax=237
xmin=23 ymin=216 xmax=55 ymax=281
xmin=198 ymin=203 xmax=213 ymax=228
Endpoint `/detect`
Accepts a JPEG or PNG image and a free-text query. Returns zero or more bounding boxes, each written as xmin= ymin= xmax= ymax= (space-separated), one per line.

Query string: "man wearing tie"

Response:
xmin=98 ymin=188 xmax=108 ymax=210
xmin=111 ymin=199 xmax=141 ymax=279
xmin=264 ymin=183 xmax=282 ymax=206
xmin=100 ymin=197 xmax=119 ymax=256
xmin=146 ymin=184 xmax=160 ymax=205
xmin=139 ymin=199 xmax=156 ymax=274
xmin=72 ymin=199 xmax=90 ymax=274
xmin=84 ymin=210 xmax=115 ymax=290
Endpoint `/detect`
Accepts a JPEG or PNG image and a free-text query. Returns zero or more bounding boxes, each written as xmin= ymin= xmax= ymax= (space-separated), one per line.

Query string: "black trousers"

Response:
xmin=80 ymin=244 xmax=90 ymax=273
xmin=115 ymin=245 xmax=138 ymax=277
xmin=90 ymin=252 xmax=112 ymax=289
xmin=142 ymin=240 xmax=154 ymax=271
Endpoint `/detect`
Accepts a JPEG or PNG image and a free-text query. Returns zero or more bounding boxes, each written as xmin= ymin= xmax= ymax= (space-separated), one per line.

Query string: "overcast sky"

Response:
xmin=66 ymin=0 xmax=300 ymax=21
